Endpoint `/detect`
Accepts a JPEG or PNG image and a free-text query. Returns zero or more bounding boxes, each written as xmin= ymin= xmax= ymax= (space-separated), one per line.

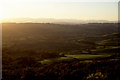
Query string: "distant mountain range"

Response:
xmin=2 ymin=18 xmax=117 ymax=24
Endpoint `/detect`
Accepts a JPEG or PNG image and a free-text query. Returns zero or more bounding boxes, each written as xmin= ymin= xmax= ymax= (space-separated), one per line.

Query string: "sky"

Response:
xmin=0 ymin=0 xmax=119 ymax=22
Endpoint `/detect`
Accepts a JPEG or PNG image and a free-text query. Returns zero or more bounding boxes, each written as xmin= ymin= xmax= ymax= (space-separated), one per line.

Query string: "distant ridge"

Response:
xmin=2 ymin=18 xmax=117 ymax=24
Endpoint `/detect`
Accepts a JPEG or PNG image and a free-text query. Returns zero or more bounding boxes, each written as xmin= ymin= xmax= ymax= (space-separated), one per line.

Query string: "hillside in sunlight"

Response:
xmin=2 ymin=23 xmax=120 ymax=80
xmin=2 ymin=23 xmax=118 ymax=51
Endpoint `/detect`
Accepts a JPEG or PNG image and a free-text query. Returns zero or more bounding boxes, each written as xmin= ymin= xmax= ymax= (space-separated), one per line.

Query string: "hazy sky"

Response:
xmin=0 ymin=0 xmax=119 ymax=22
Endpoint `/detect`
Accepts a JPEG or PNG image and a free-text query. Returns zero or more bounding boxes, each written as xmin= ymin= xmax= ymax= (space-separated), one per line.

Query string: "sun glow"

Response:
xmin=0 ymin=0 xmax=118 ymax=23
xmin=0 ymin=3 xmax=2 ymax=22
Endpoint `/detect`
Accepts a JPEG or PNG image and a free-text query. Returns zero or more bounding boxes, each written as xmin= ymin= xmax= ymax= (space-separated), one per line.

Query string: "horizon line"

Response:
xmin=1 ymin=17 xmax=118 ymax=21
